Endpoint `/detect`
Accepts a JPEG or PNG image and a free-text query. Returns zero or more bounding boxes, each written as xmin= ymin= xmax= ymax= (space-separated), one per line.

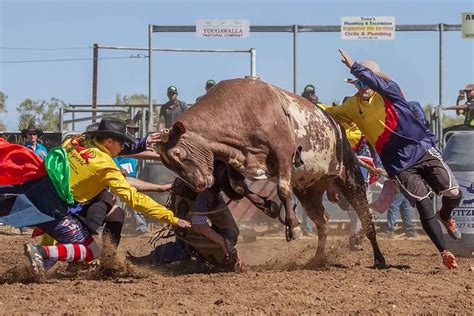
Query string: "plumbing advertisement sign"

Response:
xmin=196 ymin=19 xmax=250 ymax=38
xmin=341 ymin=16 xmax=396 ymax=40
xmin=462 ymin=12 xmax=474 ymax=39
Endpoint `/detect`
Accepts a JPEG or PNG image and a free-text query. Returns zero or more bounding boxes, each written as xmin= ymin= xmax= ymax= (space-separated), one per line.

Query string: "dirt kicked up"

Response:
xmin=0 ymin=231 xmax=472 ymax=314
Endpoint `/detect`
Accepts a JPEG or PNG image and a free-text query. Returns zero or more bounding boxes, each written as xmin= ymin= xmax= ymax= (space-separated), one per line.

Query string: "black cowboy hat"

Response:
xmin=86 ymin=117 xmax=135 ymax=144
xmin=21 ymin=123 xmax=43 ymax=138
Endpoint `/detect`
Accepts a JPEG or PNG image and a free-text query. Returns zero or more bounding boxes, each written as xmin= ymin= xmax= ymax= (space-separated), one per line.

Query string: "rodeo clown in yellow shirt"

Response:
xmin=15 ymin=117 xmax=190 ymax=277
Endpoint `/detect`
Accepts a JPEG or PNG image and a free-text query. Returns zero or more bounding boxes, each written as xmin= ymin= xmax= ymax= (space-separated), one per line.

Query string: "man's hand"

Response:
xmin=176 ymin=219 xmax=191 ymax=228
xmin=146 ymin=133 xmax=162 ymax=146
xmin=338 ymin=49 xmax=354 ymax=69
xmin=155 ymin=183 xmax=173 ymax=192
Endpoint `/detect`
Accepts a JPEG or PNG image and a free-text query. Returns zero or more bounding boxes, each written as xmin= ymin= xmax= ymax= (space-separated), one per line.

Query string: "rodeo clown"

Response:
xmin=325 ymin=49 xmax=462 ymax=269
xmin=0 ymin=117 xmax=190 ymax=278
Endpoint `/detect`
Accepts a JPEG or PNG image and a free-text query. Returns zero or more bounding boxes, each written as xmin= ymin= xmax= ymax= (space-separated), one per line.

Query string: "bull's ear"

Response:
xmin=173 ymin=121 xmax=186 ymax=135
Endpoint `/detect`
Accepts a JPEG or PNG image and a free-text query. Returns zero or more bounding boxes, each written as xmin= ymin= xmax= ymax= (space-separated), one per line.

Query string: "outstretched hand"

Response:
xmin=338 ymin=49 xmax=354 ymax=69
xmin=146 ymin=132 xmax=162 ymax=146
xmin=155 ymin=182 xmax=173 ymax=192
xmin=176 ymin=219 xmax=191 ymax=228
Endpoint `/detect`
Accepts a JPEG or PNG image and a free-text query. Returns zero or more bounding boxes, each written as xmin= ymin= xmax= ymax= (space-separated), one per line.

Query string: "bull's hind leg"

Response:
xmin=339 ymin=180 xmax=387 ymax=269
xmin=276 ymin=177 xmax=302 ymax=240
xmin=294 ymin=185 xmax=328 ymax=257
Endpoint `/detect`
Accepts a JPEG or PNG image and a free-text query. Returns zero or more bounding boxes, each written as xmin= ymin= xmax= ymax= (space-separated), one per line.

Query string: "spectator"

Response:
xmin=302 ymin=84 xmax=319 ymax=106
xmin=21 ymin=123 xmax=47 ymax=160
xmin=443 ymin=84 xmax=474 ymax=141
xmin=195 ymin=79 xmax=216 ymax=102
xmin=158 ymin=86 xmax=188 ymax=130
xmin=385 ymin=191 xmax=418 ymax=238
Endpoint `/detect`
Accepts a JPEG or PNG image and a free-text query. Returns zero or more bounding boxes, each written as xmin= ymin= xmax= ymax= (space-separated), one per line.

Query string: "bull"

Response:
xmin=156 ymin=78 xmax=386 ymax=268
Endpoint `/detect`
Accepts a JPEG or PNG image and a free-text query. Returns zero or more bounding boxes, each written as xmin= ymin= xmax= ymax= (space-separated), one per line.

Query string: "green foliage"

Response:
xmin=424 ymin=104 xmax=464 ymax=129
xmin=0 ymin=92 xmax=7 ymax=131
xmin=17 ymin=98 xmax=67 ymax=131
xmin=114 ymin=93 xmax=148 ymax=121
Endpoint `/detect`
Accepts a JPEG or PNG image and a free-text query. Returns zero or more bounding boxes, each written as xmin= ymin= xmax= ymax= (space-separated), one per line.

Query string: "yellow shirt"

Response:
xmin=62 ymin=138 xmax=179 ymax=225
xmin=325 ymin=93 xmax=386 ymax=150
xmin=318 ymin=103 xmax=362 ymax=148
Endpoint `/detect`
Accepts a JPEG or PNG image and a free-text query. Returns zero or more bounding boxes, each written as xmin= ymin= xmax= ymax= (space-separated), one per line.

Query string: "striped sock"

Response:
xmin=42 ymin=237 xmax=97 ymax=263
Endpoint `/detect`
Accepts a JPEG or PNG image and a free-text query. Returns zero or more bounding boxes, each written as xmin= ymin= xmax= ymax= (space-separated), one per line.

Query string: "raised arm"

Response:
xmin=339 ymin=49 xmax=404 ymax=103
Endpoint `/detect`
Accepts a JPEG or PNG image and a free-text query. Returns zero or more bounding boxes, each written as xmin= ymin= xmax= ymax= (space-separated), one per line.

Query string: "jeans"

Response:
xmin=131 ymin=211 xmax=149 ymax=232
xmin=386 ymin=192 xmax=417 ymax=234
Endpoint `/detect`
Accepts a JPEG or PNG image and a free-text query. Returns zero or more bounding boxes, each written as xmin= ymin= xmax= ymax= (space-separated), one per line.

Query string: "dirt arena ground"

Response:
xmin=0 ymin=227 xmax=472 ymax=314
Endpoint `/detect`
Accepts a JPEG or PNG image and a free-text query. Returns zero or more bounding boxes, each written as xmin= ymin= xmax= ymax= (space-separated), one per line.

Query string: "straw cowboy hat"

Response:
xmin=86 ymin=117 xmax=135 ymax=144
xmin=21 ymin=123 xmax=43 ymax=138
xmin=344 ymin=60 xmax=391 ymax=83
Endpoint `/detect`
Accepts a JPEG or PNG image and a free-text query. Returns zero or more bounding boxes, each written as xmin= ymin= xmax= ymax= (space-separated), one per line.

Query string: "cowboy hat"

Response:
xmin=86 ymin=117 xmax=135 ymax=144
xmin=344 ymin=60 xmax=391 ymax=84
xmin=21 ymin=123 xmax=43 ymax=138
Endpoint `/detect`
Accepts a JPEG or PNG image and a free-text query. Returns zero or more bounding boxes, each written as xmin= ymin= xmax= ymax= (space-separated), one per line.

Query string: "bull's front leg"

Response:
xmin=276 ymin=177 xmax=302 ymax=241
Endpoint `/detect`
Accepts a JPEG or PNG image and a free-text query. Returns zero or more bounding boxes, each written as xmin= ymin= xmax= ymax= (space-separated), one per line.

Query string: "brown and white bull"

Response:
xmin=156 ymin=78 xmax=386 ymax=268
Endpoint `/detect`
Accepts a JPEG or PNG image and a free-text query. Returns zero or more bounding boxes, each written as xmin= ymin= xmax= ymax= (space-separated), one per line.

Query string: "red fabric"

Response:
xmin=72 ymin=244 xmax=82 ymax=261
xmin=374 ymin=97 xmax=399 ymax=155
xmin=31 ymin=227 xmax=45 ymax=238
xmin=357 ymin=156 xmax=379 ymax=185
xmin=0 ymin=138 xmax=46 ymax=185
xmin=56 ymin=244 xmax=68 ymax=260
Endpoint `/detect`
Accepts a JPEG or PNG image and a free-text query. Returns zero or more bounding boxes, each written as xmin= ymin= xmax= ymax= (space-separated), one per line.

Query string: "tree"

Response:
xmin=0 ymin=92 xmax=7 ymax=131
xmin=423 ymin=104 xmax=464 ymax=129
xmin=115 ymin=93 xmax=149 ymax=122
xmin=17 ymin=98 xmax=67 ymax=131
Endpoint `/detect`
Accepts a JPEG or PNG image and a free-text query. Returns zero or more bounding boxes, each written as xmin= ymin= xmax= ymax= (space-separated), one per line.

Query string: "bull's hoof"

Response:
xmin=291 ymin=226 xmax=303 ymax=240
xmin=373 ymin=258 xmax=388 ymax=269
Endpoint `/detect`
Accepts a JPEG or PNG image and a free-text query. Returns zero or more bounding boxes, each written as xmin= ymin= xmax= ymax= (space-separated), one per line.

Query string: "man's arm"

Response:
xmin=338 ymin=49 xmax=403 ymax=102
xmin=120 ymin=137 xmax=147 ymax=156
xmin=125 ymin=177 xmax=172 ymax=192
xmin=193 ymin=223 xmax=228 ymax=253
xmin=125 ymin=149 xmax=161 ymax=161
xmin=105 ymin=167 xmax=190 ymax=228
xmin=325 ymin=98 xmax=357 ymax=125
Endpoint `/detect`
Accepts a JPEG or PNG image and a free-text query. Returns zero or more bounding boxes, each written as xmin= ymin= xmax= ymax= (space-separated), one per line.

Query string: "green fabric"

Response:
xmin=45 ymin=147 xmax=74 ymax=205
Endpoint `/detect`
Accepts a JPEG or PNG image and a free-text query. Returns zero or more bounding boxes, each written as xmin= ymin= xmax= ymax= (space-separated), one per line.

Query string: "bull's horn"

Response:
xmin=160 ymin=128 xmax=170 ymax=143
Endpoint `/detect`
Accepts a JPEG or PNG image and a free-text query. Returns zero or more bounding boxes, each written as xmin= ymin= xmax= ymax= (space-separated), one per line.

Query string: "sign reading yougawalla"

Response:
xmin=196 ymin=19 xmax=250 ymax=38
xmin=462 ymin=12 xmax=474 ymax=39
xmin=341 ymin=16 xmax=395 ymax=40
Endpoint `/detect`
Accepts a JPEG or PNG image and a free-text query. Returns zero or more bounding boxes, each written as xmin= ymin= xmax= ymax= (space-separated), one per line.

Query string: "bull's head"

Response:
xmin=156 ymin=121 xmax=215 ymax=192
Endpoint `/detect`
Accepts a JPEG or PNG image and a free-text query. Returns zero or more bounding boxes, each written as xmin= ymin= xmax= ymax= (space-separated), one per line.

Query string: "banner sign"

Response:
xmin=196 ymin=19 xmax=250 ymax=38
xmin=462 ymin=12 xmax=474 ymax=39
xmin=341 ymin=16 xmax=396 ymax=40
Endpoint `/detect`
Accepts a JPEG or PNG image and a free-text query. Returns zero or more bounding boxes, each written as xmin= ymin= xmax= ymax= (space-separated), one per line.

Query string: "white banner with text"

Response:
xmin=196 ymin=20 xmax=250 ymax=38
xmin=341 ymin=16 xmax=396 ymax=40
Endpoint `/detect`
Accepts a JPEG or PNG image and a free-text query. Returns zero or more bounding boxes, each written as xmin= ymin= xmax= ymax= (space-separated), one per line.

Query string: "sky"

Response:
xmin=1 ymin=0 xmax=473 ymax=131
